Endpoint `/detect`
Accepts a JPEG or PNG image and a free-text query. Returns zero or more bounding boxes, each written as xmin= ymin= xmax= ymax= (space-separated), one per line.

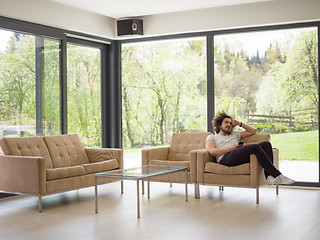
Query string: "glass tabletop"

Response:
xmin=95 ymin=165 xmax=187 ymax=179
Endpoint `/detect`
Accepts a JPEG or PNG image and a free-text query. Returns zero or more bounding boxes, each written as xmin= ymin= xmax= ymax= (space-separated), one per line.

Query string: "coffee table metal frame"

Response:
xmin=94 ymin=165 xmax=188 ymax=218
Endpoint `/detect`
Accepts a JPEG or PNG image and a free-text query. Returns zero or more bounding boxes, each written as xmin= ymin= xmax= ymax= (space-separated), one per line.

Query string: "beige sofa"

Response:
xmin=0 ymin=134 xmax=123 ymax=212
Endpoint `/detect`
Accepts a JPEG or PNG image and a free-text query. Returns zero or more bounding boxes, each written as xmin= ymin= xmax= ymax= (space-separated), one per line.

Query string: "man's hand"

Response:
xmin=231 ymin=119 xmax=241 ymax=128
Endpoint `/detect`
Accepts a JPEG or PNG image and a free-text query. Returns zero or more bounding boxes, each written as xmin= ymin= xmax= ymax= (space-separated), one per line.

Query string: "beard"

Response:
xmin=220 ymin=126 xmax=233 ymax=134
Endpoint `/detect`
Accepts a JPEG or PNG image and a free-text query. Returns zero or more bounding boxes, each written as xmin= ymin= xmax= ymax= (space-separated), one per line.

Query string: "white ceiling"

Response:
xmin=51 ymin=0 xmax=274 ymax=19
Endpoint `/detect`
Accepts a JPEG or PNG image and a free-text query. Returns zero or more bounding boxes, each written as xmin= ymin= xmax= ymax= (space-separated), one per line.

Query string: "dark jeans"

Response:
xmin=219 ymin=141 xmax=281 ymax=179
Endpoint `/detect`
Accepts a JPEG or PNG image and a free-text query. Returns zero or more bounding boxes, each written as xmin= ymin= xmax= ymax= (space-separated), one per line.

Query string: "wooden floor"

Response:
xmin=0 ymin=182 xmax=320 ymax=240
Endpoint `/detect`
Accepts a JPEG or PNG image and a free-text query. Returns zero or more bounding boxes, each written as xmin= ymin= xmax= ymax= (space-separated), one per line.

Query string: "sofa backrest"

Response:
xmin=0 ymin=136 xmax=54 ymax=169
xmin=43 ymin=134 xmax=89 ymax=168
xmin=242 ymin=133 xmax=271 ymax=144
xmin=168 ymin=132 xmax=211 ymax=161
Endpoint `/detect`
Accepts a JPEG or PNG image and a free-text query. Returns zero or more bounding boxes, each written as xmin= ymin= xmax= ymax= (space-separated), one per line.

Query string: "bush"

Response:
xmin=254 ymin=123 xmax=288 ymax=134
xmin=292 ymin=124 xmax=311 ymax=132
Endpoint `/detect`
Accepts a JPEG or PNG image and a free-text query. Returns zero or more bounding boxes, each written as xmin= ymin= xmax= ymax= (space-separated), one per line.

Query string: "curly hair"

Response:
xmin=212 ymin=112 xmax=233 ymax=134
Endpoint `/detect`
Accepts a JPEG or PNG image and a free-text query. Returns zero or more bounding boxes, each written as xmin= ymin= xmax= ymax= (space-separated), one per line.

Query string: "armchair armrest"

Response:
xmin=141 ymin=146 xmax=169 ymax=165
xmin=192 ymin=149 xmax=213 ymax=184
xmin=85 ymin=148 xmax=123 ymax=169
xmin=0 ymin=155 xmax=46 ymax=195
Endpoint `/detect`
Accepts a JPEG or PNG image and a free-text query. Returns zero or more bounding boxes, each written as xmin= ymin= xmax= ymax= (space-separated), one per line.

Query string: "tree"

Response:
xmin=122 ymin=39 xmax=207 ymax=147
xmin=277 ymin=31 xmax=318 ymax=116
xmin=0 ymin=35 xmax=35 ymax=125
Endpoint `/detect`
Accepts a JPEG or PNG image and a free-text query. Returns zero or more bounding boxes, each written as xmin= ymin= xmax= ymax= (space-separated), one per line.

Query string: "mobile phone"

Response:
xmin=238 ymin=141 xmax=244 ymax=146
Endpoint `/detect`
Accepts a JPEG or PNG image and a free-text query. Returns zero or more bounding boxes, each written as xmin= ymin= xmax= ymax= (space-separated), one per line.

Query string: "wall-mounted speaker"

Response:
xmin=117 ymin=19 xmax=143 ymax=36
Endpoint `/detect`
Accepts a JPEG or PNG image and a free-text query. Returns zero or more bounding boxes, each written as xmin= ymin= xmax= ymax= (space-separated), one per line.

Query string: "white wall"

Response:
xmin=0 ymin=0 xmax=319 ymax=39
xmin=0 ymin=0 xmax=114 ymax=38
xmin=142 ymin=0 xmax=320 ymax=37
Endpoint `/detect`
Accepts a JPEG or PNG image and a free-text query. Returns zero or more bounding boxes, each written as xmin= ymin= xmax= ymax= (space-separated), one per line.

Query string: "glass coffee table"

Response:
xmin=95 ymin=165 xmax=188 ymax=218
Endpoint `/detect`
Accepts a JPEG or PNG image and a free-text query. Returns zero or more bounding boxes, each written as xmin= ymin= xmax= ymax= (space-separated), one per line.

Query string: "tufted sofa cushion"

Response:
xmin=43 ymin=134 xmax=89 ymax=168
xmin=0 ymin=136 xmax=53 ymax=169
xmin=168 ymin=132 xmax=211 ymax=161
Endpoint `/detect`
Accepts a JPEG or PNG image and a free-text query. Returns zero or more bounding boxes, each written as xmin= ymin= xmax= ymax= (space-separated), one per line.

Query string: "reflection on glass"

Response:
xmin=214 ymin=27 xmax=318 ymax=182
xmin=67 ymin=43 xmax=101 ymax=147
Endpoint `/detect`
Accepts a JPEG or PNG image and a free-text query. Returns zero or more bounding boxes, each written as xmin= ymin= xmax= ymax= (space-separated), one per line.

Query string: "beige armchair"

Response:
xmin=194 ymin=133 xmax=279 ymax=203
xmin=142 ymin=132 xmax=211 ymax=196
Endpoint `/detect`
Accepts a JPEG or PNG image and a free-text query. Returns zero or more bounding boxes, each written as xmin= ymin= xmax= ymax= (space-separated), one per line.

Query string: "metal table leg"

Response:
xmin=185 ymin=169 xmax=188 ymax=202
xmin=137 ymin=180 xmax=140 ymax=218
xmin=121 ymin=180 xmax=124 ymax=194
xmin=142 ymin=180 xmax=144 ymax=194
xmin=95 ymin=176 xmax=98 ymax=213
xmin=148 ymin=178 xmax=150 ymax=199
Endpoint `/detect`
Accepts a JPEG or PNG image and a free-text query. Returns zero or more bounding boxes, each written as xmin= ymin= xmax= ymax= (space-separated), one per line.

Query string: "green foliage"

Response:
xmin=254 ymin=122 xmax=288 ymax=133
xmin=292 ymin=124 xmax=311 ymax=132
xmin=67 ymin=44 xmax=101 ymax=147
xmin=215 ymin=96 xmax=246 ymax=120
xmin=122 ymin=39 xmax=207 ymax=147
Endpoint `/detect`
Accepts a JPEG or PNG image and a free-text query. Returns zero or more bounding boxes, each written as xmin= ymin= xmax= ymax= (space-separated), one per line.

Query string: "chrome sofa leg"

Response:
xmin=196 ymin=184 xmax=200 ymax=199
xmin=38 ymin=195 xmax=42 ymax=213
xmin=194 ymin=184 xmax=197 ymax=198
xmin=276 ymin=184 xmax=279 ymax=195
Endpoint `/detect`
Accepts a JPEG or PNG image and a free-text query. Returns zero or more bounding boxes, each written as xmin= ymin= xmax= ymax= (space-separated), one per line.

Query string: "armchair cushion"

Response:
xmin=205 ymin=162 xmax=250 ymax=175
xmin=242 ymin=133 xmax=270 ymax=145
xmin=149 ymin=159 xmax=190 ymax=170
xmin=168 ymin=132 xmax=211 ymax=161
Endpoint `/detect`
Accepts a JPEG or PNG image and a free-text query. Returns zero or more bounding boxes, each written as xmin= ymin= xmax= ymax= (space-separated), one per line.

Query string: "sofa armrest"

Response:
xmin=141 ymin=146 xmax=169 ymax=165
xmin=192 ymin=149 xmax=213 ymax=184
xmin=0 ymin=155 xmax=46 ymax=195
xmin=85 ymin=148 xmax=123 ymax=169
xmin=249 ymin=154 xmax=265 ymax=186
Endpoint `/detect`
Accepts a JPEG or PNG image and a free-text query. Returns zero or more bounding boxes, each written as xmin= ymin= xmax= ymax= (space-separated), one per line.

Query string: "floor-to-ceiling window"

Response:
xmin=214 ymin=26 xmax=319 ymax=183
xmin=0 ymin=29 xmax=60 ymax=140
xmin=121 ymin=37 xmax=207 ymax=167
xmin=67 ymin=41 xmax=102 ymax=147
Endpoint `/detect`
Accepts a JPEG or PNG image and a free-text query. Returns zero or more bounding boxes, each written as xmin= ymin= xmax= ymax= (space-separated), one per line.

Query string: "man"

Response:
xmin=206 ymin=112 xmax=295 ymax=185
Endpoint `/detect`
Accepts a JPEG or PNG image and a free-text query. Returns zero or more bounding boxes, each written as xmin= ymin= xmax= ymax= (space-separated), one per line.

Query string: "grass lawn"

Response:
xmin=270 ymin=130 xmax=319 ymax=161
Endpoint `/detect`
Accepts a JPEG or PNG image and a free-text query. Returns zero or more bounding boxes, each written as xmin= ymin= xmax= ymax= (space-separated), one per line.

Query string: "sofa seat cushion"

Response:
xmin=205 ymin=162 xmax=250 ymax=175
xmin=82 ymin=159 xmax=119 ymax=174
xmin=0 ymin=136 xmax=53 ymax=169
xmin=149 ymin=160 xmax=190 ymax=171
xmin=46 ymin=165 xmax=86 ymax=180
xmin=44 ymin=134 xmax=89 ymax=168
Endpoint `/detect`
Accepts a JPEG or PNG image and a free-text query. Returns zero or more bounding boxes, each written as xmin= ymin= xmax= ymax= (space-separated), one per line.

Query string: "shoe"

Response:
xmin=266 ymin=176 xmax=275 ymax=185
xmin=274 ymin=174 xmax=295 ymax=185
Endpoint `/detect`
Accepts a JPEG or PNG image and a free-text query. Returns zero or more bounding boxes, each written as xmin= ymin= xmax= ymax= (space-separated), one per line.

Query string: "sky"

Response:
xmin=0 ymin=29 xmax=13 ymax=52
xmin=215 ymin=27 xmax=317 ymax=57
